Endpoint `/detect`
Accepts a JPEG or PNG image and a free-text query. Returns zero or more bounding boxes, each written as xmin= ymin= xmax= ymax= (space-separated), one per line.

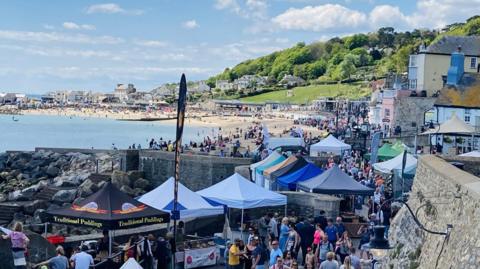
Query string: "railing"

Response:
xmin=90 ymin=238 xmax=146 ymax=269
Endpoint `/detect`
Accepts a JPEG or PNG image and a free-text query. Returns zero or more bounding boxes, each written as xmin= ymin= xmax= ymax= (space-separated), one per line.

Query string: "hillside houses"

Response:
xmin=216 ymin=75 xmax=270 ymax=91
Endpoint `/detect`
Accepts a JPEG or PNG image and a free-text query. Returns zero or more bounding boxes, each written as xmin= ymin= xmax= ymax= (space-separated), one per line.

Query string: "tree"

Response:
xmin=344 ymin=34 xmax=369 ymax=50
xmin=378 ymin=27 xmax=395 ymax=48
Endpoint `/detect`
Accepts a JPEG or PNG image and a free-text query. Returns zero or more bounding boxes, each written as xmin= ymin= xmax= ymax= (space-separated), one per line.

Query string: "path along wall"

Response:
xmin=139 ymin=150 xmax=252 ymax=191
xmin=383 ymin=155 xmax=480 ymax=268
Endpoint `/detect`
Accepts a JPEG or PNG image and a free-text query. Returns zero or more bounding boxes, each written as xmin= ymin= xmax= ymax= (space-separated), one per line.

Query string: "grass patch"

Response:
xmin=239 ymin=83 xmax=370 ymax=104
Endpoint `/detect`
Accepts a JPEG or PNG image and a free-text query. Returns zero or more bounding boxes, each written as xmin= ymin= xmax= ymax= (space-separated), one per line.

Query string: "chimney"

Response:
xmin=446 ymin=45 xmax=465 ymax=86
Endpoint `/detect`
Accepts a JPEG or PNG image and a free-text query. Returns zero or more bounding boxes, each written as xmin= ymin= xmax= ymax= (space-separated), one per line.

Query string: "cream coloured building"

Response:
xmin=408 ymin=36 xmax=480 ymax=97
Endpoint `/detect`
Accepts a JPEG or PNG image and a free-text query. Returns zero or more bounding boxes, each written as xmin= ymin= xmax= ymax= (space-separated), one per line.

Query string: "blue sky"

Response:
xmin=0 ymin=0 xmax=479 ymax=93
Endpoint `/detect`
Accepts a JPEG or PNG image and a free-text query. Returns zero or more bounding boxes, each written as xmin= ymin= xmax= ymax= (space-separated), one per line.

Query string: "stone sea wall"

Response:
xmin=383 ymin=155 xmax=480 ymax=268
xmin=139 ymin=150 xmax=252 ymax=191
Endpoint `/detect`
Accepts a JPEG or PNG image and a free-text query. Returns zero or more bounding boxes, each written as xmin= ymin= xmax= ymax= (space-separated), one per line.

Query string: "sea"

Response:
xmin=0 ymin=114 xmax=215 ymax=153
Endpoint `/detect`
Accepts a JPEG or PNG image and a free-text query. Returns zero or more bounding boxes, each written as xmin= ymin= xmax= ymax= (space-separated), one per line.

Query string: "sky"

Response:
xmin=1 ymin=0 xmax=480 ymax=93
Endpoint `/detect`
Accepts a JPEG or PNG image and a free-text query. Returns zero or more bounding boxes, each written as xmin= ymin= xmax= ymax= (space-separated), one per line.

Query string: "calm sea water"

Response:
xmin=0 ymin=114 xmax=214 ymax=152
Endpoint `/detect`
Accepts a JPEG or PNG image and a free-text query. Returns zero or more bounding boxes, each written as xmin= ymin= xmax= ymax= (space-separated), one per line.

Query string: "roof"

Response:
xmin=425 ymin=36 xmax=480 ymax=56
xmin=138 ymin=177 xmax=223 ymax=219
xmin=269 ymin=156 xmax=308 ymax=181
xmin=435 ymin=73 xmax=480 ymax=108
xmin=297 ymin=165 xmax=374 ymax=195
xmin=422 ymin=114 xmax=476 ymax=134
xmin=373 ymin=152 xmax=417 ymax=174
xmin=196 ymin=173 xmax=287 ymax=209
xmin=277 ymin=163 xmax=323 ymax=189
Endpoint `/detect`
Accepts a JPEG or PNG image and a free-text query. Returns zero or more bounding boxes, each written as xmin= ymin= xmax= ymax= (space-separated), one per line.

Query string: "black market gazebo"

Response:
xmin=46 ymin=182 xmax=170 ymax=255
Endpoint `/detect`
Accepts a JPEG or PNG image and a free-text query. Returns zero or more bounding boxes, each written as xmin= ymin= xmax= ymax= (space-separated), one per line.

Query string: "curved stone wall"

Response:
xmin=384 ymin=155 xmax=480 ymax=268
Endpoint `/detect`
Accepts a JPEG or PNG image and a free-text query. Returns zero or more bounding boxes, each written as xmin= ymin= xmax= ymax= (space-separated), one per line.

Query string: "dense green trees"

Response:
xmin=208 ymin=16 xmax=480 ymax=90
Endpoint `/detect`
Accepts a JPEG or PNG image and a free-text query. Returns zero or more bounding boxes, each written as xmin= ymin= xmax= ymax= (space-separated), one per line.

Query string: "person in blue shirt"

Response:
xmin=324 ymin=218 xmax=338 ymax=247
xmin=335 ymin=217 xmax=346 ymax=236
xmin=269 ymin=240 xmax=283 ymax=266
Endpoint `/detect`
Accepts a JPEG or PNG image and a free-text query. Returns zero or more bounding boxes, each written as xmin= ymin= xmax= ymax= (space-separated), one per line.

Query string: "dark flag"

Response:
xmin=401 ymin=150 xmax=407 ymax=198
xmin=370 ymin=131 xmax=382 ymax=164
xmin=173 ymin=74 xmax=187 ymax=253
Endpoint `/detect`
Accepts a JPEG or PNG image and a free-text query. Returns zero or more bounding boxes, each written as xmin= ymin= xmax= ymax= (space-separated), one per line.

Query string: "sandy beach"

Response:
xmin=20 ymin=107 xmax=328 ymax=140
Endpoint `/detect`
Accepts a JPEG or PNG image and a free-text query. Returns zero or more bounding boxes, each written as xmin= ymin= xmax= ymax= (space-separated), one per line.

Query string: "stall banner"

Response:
xmin=184 ymin=246 xmax=217 ymax=269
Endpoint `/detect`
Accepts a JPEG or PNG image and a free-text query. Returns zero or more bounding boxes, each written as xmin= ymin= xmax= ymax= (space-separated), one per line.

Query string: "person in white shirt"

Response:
xmin=70 ymin=245 xmax=94 ymax=269
xmin=269 ymin=213 xmax=278 ymax=239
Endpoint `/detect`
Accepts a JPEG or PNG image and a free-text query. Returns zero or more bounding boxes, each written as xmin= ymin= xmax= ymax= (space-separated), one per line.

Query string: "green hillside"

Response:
xmin=206 ymin=16 xmax=480 ymax=102
xmin=240 ymin=84 xmax=370 ymax=104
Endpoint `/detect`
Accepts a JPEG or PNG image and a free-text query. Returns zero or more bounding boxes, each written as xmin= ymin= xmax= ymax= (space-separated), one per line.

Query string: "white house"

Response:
xmin=216 ymin=80 xmax=234 ymax=91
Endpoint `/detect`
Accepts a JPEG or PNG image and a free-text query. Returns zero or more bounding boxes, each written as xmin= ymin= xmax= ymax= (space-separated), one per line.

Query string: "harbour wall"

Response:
xmin=138 ymin=150 xmax=252 ymax=190
xmin=33 ymin=148 xmax=252 ymax=191
xmin=383 ymin=155 xmax=480 ymax=268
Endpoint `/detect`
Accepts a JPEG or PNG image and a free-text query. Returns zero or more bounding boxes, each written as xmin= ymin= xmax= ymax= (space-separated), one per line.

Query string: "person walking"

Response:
xmin=319 ymin=252 xmax=339 ymax=269
xmin=312 ymin=223 xmax=325 ymax=253
xmin=70 ymin=245 xmax=94 ymax=269
xmin=315 ymin=236 xmax=333 ymax=266
xmin=34 ymin=246 xmax=68 ymax=269
xmin=268 ymin=240 xmax=283 ymax=267
xmin=324 ymin=219 xmax=338 ymax=247
xmin=339 ymin=256 xmax=352 ymax=269
xmin=298 ymin=219 xmax=314 ymax=265
xmin=279 ymin=218 xmax=289 ymax=252
xmin=229 ymin=239 xmax=246 ymax=269
xmin=285 ymin=224 xmax=300 ymax=259
xmin=2 ymin=222 xmax=29 ymax=269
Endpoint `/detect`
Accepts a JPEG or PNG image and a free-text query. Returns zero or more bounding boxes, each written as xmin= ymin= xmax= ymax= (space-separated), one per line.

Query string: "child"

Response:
xmin=305 ymin=247 xmax=315 ymax=269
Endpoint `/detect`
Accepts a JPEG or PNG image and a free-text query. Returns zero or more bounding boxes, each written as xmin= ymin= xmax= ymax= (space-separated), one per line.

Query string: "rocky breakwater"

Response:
xmin=0 ymin=150 xmax=151 ymax=235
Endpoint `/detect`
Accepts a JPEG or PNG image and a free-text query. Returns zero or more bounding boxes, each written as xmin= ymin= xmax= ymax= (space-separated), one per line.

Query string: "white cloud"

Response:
xmin=369 ymin=5 xmax=410 ymax=29
xmin=214 ymin=0 xmax=268 ymax=20
xmin=86 ymin=3 xmax=143 ymax=15
xmin=272 ymin=4 xmax=367 ymax=32
xmin=182 ymin=20 xmax=199 ymax=29
xmin=62 ymin=22 xmax=96 ymax=31
xmin=0 ymin=30 xmax=123 ymax=44
xmin=134 ymin=39 xmax=169 ymax=47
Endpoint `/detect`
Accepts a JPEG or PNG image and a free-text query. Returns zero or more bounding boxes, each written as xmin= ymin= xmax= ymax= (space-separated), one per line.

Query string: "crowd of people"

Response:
xmin=226 ymin=207 xmax=397 ymax=269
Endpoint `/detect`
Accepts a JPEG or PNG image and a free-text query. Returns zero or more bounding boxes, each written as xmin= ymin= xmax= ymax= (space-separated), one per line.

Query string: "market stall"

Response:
xmin=197 ymin=173 xmax=287 ymax=240
xmin=138 ymin=177 xmax=224 ymax=219
xmin=175 ymin=236 xmax=219 ymax=269
xmin=263 ymin=155 xmax=297 ymax=190
xmin=309 ymin=134 xmax=351 ymax=156
xmin=250 ymin=151 xmax=282 ymax=186
xmin=45 ymin=182 xmax=170 ymax=258
xmin=276 ymin=163 xmax=323 ymax=191
xmin=297 ymin=165 xmax=374 ymax=237
xmin=254 ymin=154 xmax=286 ymax=189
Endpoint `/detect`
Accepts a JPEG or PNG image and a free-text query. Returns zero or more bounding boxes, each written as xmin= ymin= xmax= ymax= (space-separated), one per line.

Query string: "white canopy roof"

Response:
xmin=309 ymin=135 xmax=351 ymax=156
xmin=138 ymin=177 xmax=223 ymax=219
xmin=422 ymin=114 xmax=476 ymax=135
xmin=267 ymin=138 xmax=305 ymax=150
xmin=197 ymin=173 xmax=287 ymax=209
xmin=373 ymin=152 xmax=417 ymax=174
xmin=459 ymin=150 xmax=480 ymax=157
xmin=120 ymin=258 xmax=143 ymax=269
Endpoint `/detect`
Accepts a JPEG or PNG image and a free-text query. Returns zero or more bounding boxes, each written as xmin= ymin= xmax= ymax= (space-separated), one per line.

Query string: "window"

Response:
xmin=409 ymin=55 xmax=417 ymax=67
xmin=465 ymin=108 xmax=471 ymax=115
xmin=409 ymin=79 xmax=417 ymax=90
xmin=385 ymin=109 xmax=390 ymax=117
xmin=471 ymin=58 xmax=477 ymax=69
xmin=465 ymin=116 xmax=471 ymax=122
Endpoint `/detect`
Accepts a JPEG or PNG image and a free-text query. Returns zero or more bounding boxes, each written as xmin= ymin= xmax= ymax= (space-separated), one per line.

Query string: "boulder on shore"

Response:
xmin=52 ymin=189 xmax=77 ymax=204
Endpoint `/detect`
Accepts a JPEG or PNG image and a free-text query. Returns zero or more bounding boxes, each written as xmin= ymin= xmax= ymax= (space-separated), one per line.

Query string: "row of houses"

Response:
xmin=369 ymin=35 xmax=480 ymax=138
xmin=0 ymin=93 xmax=27 ymax=105
xmin=215 ymin=74 xmax=305 ymax=91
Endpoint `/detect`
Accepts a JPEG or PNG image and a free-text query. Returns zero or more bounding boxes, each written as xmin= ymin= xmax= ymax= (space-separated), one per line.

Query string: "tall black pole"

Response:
xmin=173 ymin=74 xmax=187 ymax=255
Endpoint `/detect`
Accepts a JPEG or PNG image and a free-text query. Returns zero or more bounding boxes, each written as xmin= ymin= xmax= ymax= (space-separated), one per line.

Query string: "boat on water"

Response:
xmin=12 ymin=116 xmax=19 ymax=122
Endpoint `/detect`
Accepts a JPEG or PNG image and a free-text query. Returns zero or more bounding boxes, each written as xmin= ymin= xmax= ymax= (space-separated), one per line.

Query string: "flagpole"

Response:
xmin=173 ymin=74 xmax=187 ymax=260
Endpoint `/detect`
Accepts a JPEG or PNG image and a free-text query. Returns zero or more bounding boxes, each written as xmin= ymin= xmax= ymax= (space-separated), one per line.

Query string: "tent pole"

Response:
xmin=240 ymin=209 xmax=244 ymax=241
xmin=108 ymin=230 xmax=112 ymax=257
